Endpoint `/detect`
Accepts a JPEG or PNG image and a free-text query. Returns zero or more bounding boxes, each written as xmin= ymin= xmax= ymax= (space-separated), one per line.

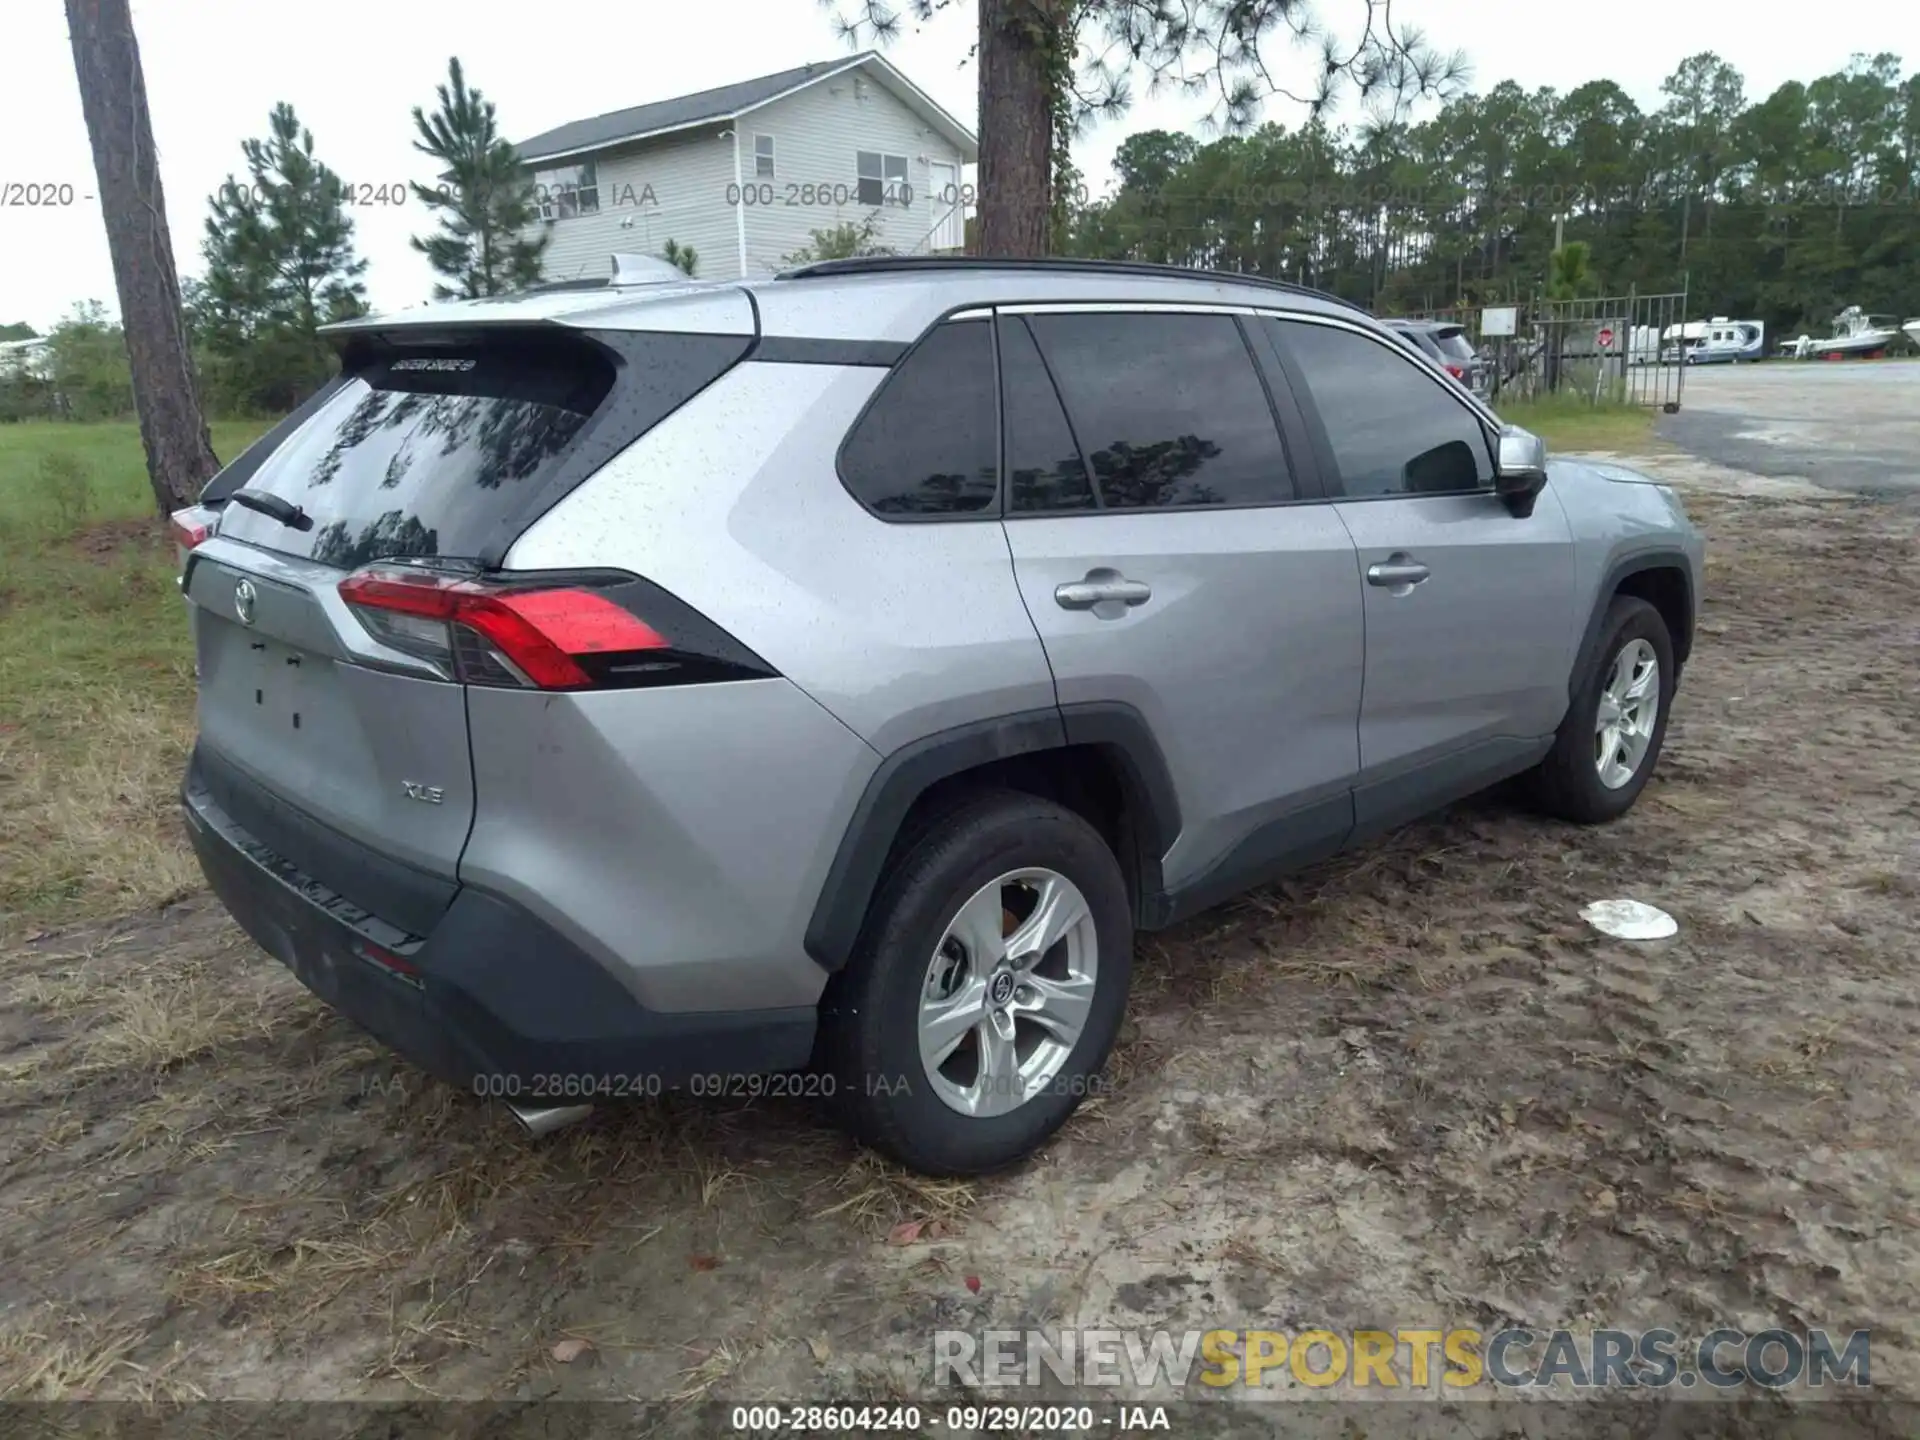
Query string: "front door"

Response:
xmin=927 ymin=162 xmax=962 ymax=251
xmin=995 ymin=306 xmax=1366 ymax=909
xmin=1263 ymin=315 xmax=1578 ymax=835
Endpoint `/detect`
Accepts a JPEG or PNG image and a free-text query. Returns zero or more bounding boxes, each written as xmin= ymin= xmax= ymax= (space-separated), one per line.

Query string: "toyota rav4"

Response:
xmin=174 ymin=256 xmax=1704 ymax=1176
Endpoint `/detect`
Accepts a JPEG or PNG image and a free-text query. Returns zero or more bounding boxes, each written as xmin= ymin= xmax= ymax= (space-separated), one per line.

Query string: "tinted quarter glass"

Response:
xmin=1000 ymin=316 xmax=1095 ymax=513
xmin=839 ymin=319 xmax=998 ymax=517
xmin=1274 ymin=320 xmax=1493 ymax=499
xmin=1026 ymin=312 xmax=1296 ymax=509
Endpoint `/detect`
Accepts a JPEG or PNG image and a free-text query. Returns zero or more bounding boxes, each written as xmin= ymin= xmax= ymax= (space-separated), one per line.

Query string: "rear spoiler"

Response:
xmin=317 ymin=255 xmax=718 ymax=337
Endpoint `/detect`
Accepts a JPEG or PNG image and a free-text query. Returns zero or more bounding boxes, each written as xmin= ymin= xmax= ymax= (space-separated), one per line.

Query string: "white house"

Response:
xmin=0 ymin=336 xmax=49 ymax=380
xmin=512 ymin=53 xmax=978 ymax=283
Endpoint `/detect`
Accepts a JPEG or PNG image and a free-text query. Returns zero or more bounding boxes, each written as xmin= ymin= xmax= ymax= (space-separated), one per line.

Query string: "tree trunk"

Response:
xmin=976 ymin=0 xmax=1056 ymax=257
xmin=66 ymin=0 xmax=219 ymax=517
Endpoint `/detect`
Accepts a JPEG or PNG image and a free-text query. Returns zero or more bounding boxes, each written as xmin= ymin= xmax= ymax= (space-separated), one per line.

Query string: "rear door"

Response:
xmin=997 ymin=305 xmax=1365 ymax=907
xmin=1264 ymin=315 xmax=1577 ymax=833
xmin=186 ymin=549 xmax=480 ymax=932
xmin=185 ymin=321 xmax=752 ymax=933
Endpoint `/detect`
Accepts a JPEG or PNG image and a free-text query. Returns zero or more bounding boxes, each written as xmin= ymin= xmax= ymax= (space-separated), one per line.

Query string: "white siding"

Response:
xmin=521 ymin=127 xmax=743 ymax=283
xmin=736 ymin=75 xmax=969 ymax=276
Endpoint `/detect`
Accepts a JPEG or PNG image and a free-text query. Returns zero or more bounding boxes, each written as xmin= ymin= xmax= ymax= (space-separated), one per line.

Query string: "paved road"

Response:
xmin=1656 ymin=361 xmax=1920 ymax=494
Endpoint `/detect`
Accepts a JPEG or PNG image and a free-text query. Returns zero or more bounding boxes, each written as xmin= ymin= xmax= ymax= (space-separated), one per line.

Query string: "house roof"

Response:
xmin=514 ymin=52 xmax=977 ymax=167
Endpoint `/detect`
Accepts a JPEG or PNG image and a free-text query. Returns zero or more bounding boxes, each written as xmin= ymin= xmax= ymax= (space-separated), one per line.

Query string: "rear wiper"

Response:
xmin=228 ymin=488 xmax=313 ymax=531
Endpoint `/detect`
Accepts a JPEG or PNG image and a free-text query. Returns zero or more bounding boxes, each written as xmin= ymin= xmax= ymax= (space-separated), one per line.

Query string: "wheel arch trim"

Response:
xmin=1569 ymin=549 xmax=1695 ymax=700
xmin=803 ymin=703 xmax=1182 ymax=972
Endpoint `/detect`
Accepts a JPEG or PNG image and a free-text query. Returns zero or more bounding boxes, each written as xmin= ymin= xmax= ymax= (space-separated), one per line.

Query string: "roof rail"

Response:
xmin=775 ymin=255 xmax=1366 ymax=313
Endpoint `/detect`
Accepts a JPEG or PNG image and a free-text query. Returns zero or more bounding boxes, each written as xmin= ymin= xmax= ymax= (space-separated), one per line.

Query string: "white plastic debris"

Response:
xmin=1580 ymin=899 xmax=1678 ymax=940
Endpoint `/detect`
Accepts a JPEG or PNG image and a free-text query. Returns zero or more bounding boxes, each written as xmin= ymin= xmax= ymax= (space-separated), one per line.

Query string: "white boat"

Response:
xmin=1904 ymin=318 xmax=1920 ymax=348
xmin=1804 ymin=306 xmax=1902 ymax=359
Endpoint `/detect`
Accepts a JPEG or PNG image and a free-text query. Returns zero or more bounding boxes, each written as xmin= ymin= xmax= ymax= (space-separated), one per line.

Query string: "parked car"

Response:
xmin=172 ymin=256 xmax=1704 ymax=1177
xmin=1380 ymin=317 xmax=1491 ymax=398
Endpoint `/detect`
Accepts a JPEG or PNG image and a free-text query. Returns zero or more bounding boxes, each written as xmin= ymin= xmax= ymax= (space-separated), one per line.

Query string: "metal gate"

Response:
xmin=1524 ymin=288 xmax=1689 ymax=411
xmin=1400 ymin=284 xmax=1690 ymax=411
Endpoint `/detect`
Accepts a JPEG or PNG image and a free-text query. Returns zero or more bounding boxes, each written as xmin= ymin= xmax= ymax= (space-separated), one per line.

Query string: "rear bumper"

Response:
xmin=182 ymin=748 xmax=816 ymax=1094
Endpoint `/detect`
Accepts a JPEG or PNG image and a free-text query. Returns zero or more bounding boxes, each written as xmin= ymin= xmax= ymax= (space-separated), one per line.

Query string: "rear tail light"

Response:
xmin=170 ymin=504 xmax=219 ymax=552
xmin=1445 ymin=363 xmax=1466 ymax=381
xmin=338 ymin=565 xmax=771 ymax=692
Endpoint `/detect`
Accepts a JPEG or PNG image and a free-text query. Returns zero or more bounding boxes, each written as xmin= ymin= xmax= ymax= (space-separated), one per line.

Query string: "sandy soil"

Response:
xmin=1 ymin=448 xmax=1915 ymax=1427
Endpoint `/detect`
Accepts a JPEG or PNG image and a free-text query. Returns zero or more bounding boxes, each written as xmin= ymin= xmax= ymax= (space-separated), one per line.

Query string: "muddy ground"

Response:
xmin=1 ymin=420 xmax=1916 ymax=1428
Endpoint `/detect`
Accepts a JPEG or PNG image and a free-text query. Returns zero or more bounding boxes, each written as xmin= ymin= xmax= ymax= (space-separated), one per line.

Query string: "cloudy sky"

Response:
xmin=3 ymin=0 xmax=1916 ymax=331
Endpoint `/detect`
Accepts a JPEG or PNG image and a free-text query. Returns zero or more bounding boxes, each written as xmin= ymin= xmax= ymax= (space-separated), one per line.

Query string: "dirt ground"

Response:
xmin=1 ymin=431 xmax=1916 ymax=1426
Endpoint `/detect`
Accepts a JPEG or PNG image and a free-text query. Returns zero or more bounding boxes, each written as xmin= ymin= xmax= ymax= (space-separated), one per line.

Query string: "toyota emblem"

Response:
xmin=233 ymin=578 xmax=257 ymax=626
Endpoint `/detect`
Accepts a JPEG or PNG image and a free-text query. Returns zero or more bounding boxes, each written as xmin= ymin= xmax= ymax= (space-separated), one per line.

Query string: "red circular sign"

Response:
xmin=1597 ymin=326 xmax=1616 ymax=348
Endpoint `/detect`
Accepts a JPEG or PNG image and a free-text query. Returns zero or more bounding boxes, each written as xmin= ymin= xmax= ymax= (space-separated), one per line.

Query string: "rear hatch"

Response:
xmin=1430 ymin=326 xmax=1483 ymax=386
xmin=182 ymin=310 xmax=754 ymax=935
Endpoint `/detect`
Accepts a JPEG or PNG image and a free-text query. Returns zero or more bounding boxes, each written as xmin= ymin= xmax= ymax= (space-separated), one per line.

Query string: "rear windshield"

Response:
xmin=1432 ymin=328 xmax=1476 ymax=361
xmin=211 ymin=332 xmax=739 ymax=568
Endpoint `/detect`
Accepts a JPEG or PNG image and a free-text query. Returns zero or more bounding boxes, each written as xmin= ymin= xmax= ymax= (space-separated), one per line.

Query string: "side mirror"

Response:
xmin=1493 ymin=425 xmax=1549 ymax=518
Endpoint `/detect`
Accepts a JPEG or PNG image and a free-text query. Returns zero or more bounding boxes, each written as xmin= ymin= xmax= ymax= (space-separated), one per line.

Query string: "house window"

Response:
xmin=856 ymin=151 xmax=911 ymax=207
xmin=533 ymin=161 xmax=599 ymax=220
xmin=754 ymin=135 xmax=775 ymax=179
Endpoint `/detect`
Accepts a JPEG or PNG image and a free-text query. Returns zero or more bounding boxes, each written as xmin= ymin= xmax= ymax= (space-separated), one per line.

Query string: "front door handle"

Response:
xmin=1055 ymin=568 xmax=1152 ymax=614
xmin=1366 ymin=555 xmax=1431 ymax=590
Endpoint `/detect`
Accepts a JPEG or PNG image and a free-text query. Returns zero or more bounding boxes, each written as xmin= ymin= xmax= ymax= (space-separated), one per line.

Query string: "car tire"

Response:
xmin=1528 ymin=596 xmax=1676 ymax=824
xmin=818 ymin=791 xmax=1133 ymax=1177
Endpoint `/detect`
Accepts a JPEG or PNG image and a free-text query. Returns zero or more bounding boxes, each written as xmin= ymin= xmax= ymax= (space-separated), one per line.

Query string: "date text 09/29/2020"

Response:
xmin=727 ymin=1404 xmax=1172 ymax=1433
xmin=468 ymin=1071 xmax=1116 ymax=1103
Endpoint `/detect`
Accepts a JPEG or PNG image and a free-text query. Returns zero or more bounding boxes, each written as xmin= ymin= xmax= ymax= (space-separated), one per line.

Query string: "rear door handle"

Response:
xmin=1054 ymin=569 xmax=1152 ymax=613
xmin=1366 ymin=556 xmax=1431 ymax=589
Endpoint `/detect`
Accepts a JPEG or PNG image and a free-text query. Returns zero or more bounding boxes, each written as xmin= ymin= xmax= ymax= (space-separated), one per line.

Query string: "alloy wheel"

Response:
xmin=1595 ymin=637 xmax=1660 ymax=789
xmin=917 ymin=868 xmax=1099 ymax=1118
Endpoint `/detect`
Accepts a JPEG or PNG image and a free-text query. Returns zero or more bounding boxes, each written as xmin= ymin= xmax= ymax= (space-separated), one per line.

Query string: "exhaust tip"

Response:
xmin=507 ymin=1102 xmax=594 ymax=1138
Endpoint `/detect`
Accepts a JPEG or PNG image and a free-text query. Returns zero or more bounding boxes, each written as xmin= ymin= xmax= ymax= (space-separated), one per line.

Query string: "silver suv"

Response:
xmin=173 ymin=257 xmax=1704 ymax=1176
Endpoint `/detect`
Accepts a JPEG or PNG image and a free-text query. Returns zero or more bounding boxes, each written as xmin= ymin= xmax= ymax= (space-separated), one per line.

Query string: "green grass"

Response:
xmin=0 ymin=419 xmax=272 ymax=933
xmin=1492 ymin=395 xmax=1664 ymax=455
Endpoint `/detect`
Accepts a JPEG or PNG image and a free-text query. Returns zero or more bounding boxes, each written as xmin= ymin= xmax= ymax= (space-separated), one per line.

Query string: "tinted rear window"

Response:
xmin=1433 ymin=328 xmax=1476 ymax=361
xmin=1394 ymin=328 xmax=1442 ymax=359
xmin=213 ymin=333 xmax=740 ymax=567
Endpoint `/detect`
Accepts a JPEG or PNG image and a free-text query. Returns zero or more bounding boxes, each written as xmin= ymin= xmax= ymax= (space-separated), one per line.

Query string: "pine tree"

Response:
xmin=828 ymin=0 xmax=1467 ymax=257
xmin=201 ymin=103 xmax=367 ymax=411
xmin=661 ymin=239 xmax=699 ymax=276
xmin=409 ymin=58 xmax=550 ymax=298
